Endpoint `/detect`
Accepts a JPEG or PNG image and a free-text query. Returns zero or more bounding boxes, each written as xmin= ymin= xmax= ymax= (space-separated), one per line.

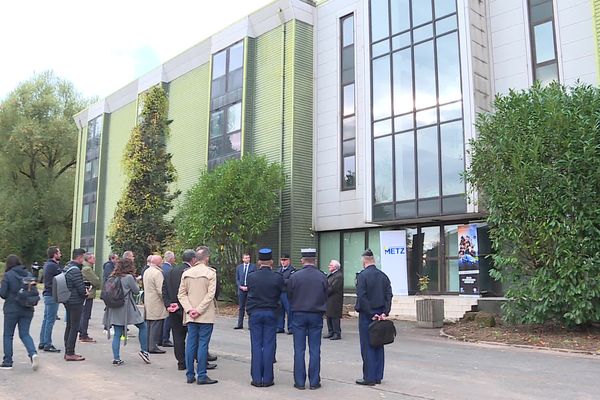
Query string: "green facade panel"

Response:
xmin=167 ymin=64 xmax=211 ymax=202
xmin=96 ymin=103 xmax=136 ymax=261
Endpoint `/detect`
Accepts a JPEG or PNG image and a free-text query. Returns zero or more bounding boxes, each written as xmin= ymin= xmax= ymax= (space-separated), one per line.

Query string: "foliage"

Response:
xmin=417 ymin=274 xmax=430 ymax=294
xmin=0 ymin=71 xmax=90 ymax=264
xmin=174 ymin=155 xmax=285 ymax=300
xmin=108 ymin=86 xmax=179 ymax=271
xmin=0 ymin=262 xmax=5 ymax=281
xmin=466 ymin=82 xmax=600 ymax=327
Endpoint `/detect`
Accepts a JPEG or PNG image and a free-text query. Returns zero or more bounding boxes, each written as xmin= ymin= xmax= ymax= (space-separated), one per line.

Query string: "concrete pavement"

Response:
xmin=0 ymin=301 xmax=599 ymax=400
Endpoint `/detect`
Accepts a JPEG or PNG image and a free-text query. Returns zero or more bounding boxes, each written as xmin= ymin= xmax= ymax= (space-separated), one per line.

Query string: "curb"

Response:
xmin=439 ymin=327 xmax=600 ymax=357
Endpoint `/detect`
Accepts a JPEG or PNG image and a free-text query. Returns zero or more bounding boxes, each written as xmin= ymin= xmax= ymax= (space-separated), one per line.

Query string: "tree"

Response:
xmin=174 ymin=155 xmax=285 ymax=300
xmin=107 ymin=86 xmax=179 ymax=270
xmin=0 ymin=71 xmax=90 ymax=264
xmin=466 ymin=83 xmax=600 ymax=327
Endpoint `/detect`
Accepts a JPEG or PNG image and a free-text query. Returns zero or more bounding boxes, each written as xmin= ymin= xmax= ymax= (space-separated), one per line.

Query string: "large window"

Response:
xmin=369 ymin=0 xmax=466 ymax=221
xmin=527 ymin=0 xmax=559 ymax=84
xmin=209 ymin=41 xmax=244 ymax=169
xmin=341 ymin=14 xmax=356 ymax=190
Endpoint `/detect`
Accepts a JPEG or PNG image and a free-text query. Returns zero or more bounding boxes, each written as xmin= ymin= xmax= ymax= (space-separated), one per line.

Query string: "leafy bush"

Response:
xmin=466 ymin=83 xmax=600 ymax=327
xmin=0 ymin=261 xmax=5 ymax=281
xmin=174 ymin=155 xmax=284 ymax=301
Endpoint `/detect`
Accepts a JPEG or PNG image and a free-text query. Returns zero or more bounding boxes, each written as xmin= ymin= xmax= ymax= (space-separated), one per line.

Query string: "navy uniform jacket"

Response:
xmin=246 ymin=268 xmax=284 ymax=314
xmin=288 ymin=265 xmax=327 ymax=313
xmin=276 ymin=264 xmax=296 ymax=292
xmin=355 ymin=265 xmax=393 ymax=318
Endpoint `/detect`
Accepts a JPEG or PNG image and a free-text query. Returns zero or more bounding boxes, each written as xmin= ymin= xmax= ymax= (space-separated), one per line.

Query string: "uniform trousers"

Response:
xmin=249 ymin=310 xmax=277 ymax=385
xmin=358 ymin=307 xmax=385 ymax=383
xmin=291 ymin=311 xmax=323 ymax=388
xmin=277 ymin=292 xmax=293 ymax=332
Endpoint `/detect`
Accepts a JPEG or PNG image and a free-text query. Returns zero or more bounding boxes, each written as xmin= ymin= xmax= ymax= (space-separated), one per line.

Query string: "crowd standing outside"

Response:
xmin=0 ymin=255 xmax=39 ymax=370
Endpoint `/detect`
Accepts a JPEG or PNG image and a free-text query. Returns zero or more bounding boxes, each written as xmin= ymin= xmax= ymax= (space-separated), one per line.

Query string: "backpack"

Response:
xmin=52 ymin=266 xmax=78 ymax=304
xmin=101 ymin=276 xmax=125 ymax=308
xmin=16 ymin=274 xmax=40 ymax=308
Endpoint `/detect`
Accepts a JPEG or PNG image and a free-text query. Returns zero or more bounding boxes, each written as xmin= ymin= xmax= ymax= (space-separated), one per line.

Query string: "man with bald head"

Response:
xmin=143 ymin=254 xmax=169 ymax=353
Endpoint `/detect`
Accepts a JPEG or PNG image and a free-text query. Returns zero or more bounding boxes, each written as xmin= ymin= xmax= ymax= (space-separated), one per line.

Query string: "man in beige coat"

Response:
xmin=178 ymin=246 xmax=218 ymax=385
xmin=143 ymin=255 xmax=168 ymax=354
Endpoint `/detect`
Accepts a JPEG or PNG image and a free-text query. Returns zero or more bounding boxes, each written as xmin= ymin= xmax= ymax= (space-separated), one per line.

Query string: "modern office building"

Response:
xmin=72 ymin=0 xmax=599 ymax=318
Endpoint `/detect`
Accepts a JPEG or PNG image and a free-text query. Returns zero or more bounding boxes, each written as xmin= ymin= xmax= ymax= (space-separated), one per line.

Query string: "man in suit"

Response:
xmin=161 ymin=250 xmax=176 ymax=347
xmin=288 ymin=248 xmax=327 ymax=390
xmin=324 ymin=259 xmax=344 ymax=340
xmin=234 ymin=253 xmax=256 ymax=329
xmin=355 ymin=249 xmax=393 ymax=386
xmin=276 ymin=253 xmax=295 ymax=334
xmin=246 ymin=248 xmax=284 ymax=387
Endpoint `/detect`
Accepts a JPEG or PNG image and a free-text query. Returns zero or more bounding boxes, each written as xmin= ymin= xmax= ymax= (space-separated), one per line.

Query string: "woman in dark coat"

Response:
xmin=324 ymin=259 xmax=344 ymax=340
xmin=0 ymin=254 xmax=39 ymax=370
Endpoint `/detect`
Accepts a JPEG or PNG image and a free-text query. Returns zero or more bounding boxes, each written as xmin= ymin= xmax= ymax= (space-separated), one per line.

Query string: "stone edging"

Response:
xmin=439 ymin=327 xmax=600 ymax=357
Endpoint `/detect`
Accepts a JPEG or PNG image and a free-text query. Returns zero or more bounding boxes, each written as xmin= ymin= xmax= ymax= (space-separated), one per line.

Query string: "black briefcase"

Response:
xmin=368 ymin=320 xmax=396 ymax=346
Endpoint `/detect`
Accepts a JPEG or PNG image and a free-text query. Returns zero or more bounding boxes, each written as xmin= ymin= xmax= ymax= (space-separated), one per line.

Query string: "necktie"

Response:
xmin=243 ymin=264 xmax=248 ymax=285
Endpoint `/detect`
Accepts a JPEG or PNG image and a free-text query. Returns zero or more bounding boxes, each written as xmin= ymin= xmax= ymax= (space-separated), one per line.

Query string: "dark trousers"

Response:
xmin=291 ymin=312 xmax=323 ymax=388
xmin=185 ymin=322 xmax=213 ymax=380
xmin=64 ymin=303 xmax=83 ymax=355
xmin=170 ymin=313 xmax=187 ymax=368
xmin=78 ymin=298 xmax=94 ymax=338
xmin=249 ymin=310 xmax=277 ymax=385
xmin=146 ymin=319 xmax=164 ymax=352
xmin=277 ymin=292 xmax=293 ymax=332
xmin=237 ymin=291 xmax=248 ymax=327
xmin=359 ymin=309 xmax=385 ymax=383
xmin=162 ymin=315 xmax=172 ymax=343
xmin=326 ymin=317 xmax=341 ymax=335
xmin=3 ymin=310 xmax=36 ymax=365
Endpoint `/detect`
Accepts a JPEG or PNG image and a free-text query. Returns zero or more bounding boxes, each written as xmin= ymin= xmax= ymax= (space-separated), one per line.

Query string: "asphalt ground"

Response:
xmin=1 ymin=300 xmax=599 ymax=400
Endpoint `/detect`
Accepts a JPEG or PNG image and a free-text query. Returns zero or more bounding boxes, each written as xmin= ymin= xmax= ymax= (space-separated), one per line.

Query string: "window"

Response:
xmin=369 ymin=0 xmax=466 ymax=221
xmin=527 ymin=0 xmax=559 ymax=84
xmin=209 ymin=41 xmax=244 ymax=169
xmin=81 ymin=115 xmax=102 ymax=251
xmin=341 ymin=14 xmax=356 ymax=190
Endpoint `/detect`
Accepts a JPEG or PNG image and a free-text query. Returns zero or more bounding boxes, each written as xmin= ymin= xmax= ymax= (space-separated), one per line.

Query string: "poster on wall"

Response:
xmin=380 ymin=230 xmax=408 ymax=296
xmin=458 ymin=224 xmax=480 ymax=296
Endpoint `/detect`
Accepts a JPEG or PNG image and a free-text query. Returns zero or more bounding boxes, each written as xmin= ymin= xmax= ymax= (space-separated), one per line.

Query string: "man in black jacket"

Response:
xmin=38 ymin=246 xmax=63 ymax=353
xmin=276 ymin=253 xmax=295 ymax=334
xmin=63 ymin=248 xmax=88 ymax=361
xmin=102 ymin=253 xmax=118 ymax=283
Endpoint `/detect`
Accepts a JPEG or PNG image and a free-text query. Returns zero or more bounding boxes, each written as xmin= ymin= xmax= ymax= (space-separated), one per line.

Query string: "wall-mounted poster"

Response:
xmin=458 ymin=224 xmax=480 ymax=296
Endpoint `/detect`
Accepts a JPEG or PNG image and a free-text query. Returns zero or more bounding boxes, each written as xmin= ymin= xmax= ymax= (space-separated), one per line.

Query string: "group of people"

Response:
xmin=1 ymin=244 xmax=393 ymax=390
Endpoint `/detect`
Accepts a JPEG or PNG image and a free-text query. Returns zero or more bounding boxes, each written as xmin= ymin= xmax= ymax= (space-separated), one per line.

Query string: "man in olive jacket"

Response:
xmin=79 ymin=253 xmax=100 ymax=343
xmin=178 ymin=246 xmax=218 ymax=385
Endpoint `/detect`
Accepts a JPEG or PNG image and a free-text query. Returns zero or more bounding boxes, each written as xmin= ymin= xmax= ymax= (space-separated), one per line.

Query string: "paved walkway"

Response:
xmin=0 ymin=301 xmax=599 ymax=400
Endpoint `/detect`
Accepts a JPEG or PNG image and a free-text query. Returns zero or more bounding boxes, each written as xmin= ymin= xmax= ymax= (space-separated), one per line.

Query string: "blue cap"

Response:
xmin=258 ymin=248 xmax=272 ymax=261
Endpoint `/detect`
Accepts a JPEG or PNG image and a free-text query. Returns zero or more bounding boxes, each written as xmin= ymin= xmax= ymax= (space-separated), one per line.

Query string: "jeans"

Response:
xmin=39 ymin=295 xmax=59 ymax=348
xmin=3 ymin=310 xmax=36 ymax=365
xmin=78 ymin=298 xmax=94 ymax=338
xmin=249 ymin=310 xmax=277 ymax=384
xmin=112 ymin=323 xmax=148 ymax=360
xmin=64 ymin=303 xmax=83 ymax=355
xmin=185 ymin=322 xmax=213 ymax=380
xmin=292 ymin=312 xmax=323 ymax=388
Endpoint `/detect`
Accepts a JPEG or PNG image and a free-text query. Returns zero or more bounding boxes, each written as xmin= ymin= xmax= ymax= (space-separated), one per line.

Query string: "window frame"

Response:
xmin=527 ymin=0 xmax=560 ymax=83
xmin=340 ymin=13 xmax=357 ymax=191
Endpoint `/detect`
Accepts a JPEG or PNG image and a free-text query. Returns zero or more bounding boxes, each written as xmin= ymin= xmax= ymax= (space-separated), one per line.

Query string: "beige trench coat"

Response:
xmin=177 ymin=263 xmax=217 ymax=325
xmin=142 ymin=265 xmax=168 ymax=320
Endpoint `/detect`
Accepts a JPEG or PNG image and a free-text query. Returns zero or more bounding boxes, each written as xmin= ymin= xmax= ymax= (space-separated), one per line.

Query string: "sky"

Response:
xmin=0 ymin=0 xmax=274 ymax=101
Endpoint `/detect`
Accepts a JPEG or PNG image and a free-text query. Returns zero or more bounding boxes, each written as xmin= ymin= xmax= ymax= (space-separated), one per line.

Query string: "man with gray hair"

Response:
xmin=161 ymin=250 xmax=176 ymax=347
xmin=324 ymin=259 xmax=344 ymax=341
xmin=143 ymin=254 xmax=168 ymax=353
xmin=79 ymin=252 xmax=101 ymax=343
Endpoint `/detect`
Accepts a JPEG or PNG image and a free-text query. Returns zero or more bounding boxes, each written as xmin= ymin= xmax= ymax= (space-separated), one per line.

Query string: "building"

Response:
xmin=72 ymin=0 xmax=600 ymax=319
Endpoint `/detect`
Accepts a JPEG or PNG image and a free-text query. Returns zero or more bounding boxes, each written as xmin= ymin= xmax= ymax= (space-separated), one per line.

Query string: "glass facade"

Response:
xmin=209 ymin=41 xmax=244 ymax=169
xmin=80 ymin=115 xmax=102 ymax=253
xmin=527 ymin=0 xmax=559 ymax=84
xmin=369 ymin=0 xmax=466 ymax=221
xmin=341 ymin=14 xmax=356 ymax=190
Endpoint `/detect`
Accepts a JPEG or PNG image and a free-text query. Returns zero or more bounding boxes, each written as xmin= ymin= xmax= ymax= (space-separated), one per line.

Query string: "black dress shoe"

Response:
xmin=178 ymin=364 xmax=186 ymax=371
xmin=197 ymin=377 xmax=218 ymax=385
xmin=161 ymin=341 xmax=174 ymax=347
xmin=206 ymin=363 xmax=217 ymax=370
xmin=276 ymin=329 xmax=285 ymax=333
xmin=356 ymin=379 xmax=376 ymax=386
xmin=375 ymin=380 xmax=382 ymax=384
xmin=233 ymin=326 xmax=243 ymax=330
xmin=38 ymin=344 xmax=45 ymax=350
xmin=287 ymin=331 xmax=293 ymax=335
xmin=323 ymin=332 xmax=333 ymax=339
xmin=43 ymin=345 xmax=61 ymax=353
xmin=207 ymin=353 xmax=217 ymax=362
xmin=149 ymin=348 xmax=166 ymax=354
xmin=263 ymin=382 xmax=274 ymax=387
xmin=294 ymin=384 xmax=305 ymax=390
xmin=187 ymin=377 xmax=196 ymax=384
xmin=330 ymin=334 xmax=341 ymax=340
xmin=250 ymin=381 xmax=263 ymax=387
xmin=309 ymin=383 xmax=322 ymax=390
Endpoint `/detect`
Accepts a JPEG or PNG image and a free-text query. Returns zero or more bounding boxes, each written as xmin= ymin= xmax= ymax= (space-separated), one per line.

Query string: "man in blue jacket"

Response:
xmin=38 ymin=246 xmax=63 ymax=353
xmin=355 ymin=249 xmax=393 ymax=386
xmin=234 ymin=253 xmax=256 ymax=329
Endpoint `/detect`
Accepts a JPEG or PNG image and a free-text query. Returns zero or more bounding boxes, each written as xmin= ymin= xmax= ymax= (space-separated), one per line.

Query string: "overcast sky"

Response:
xmin=0 ymin=0 xmax=273 ymax=101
